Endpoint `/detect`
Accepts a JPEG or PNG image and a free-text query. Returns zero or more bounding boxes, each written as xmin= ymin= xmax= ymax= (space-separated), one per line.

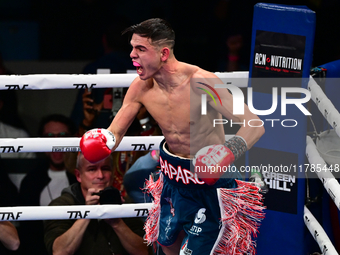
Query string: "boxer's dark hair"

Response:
xmin=122 ymin=18 xmax=175 ymax=49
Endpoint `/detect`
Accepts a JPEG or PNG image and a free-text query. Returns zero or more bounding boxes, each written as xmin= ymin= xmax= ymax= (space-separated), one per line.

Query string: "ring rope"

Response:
xmin=306 ymin=136 xmax=339 ymax=188
xmin=306 ymin=136 xmax=340 ymax=212
xmin=305 ymin=75 xmax=340 ymax=253
xmin=308 ymin=77 xmax=340 ymax=137
xmin=0 ymin=136 xmax=164 ymax=153
xmin=306 ymin=76 xmax=340 ymax=212
xmin=304 ymin=206 xmax=339 ymax=255
xmin=0 ymin=72 xmax=249 ymax=90
xmin=305 ymin=136 xmax=340 ymax=251
xmin=0 ymin=135 xmax=235 ymax=153
xmin=0 ymin=203 xmax=152 ymax=221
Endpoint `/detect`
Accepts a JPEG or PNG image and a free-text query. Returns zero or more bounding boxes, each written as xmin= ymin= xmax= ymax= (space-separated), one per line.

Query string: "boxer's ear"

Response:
xmin=161 ymin=47 xmax=170 ymax=62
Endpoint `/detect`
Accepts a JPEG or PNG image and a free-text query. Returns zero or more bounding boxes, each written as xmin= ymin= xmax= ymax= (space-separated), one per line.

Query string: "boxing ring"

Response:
xmin=0 ymin=70 xmax=339 ymax=253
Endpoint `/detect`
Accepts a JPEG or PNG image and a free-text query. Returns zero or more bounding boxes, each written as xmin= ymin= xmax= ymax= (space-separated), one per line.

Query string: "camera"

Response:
xmin=92 ymin=186 xmax=122 ymax=205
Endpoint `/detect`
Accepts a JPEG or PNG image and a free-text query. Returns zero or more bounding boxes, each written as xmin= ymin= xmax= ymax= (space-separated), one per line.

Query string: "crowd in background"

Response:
xmin=1 ymin=0 xmax=340 ymax=69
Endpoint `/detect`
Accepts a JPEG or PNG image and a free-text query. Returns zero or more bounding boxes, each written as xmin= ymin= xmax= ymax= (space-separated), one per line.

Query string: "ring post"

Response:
xmin=247 ymin=3 xmax=316 ymax=254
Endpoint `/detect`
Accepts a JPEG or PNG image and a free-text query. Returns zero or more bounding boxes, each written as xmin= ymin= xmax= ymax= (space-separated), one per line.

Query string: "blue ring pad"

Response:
xmin=247 ymin=3 xmax=316 ymax=255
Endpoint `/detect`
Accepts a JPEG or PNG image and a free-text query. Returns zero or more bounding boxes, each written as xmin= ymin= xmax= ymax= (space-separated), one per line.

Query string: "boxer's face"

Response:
xmin=130 ymin=34 xmax=162 ymax=80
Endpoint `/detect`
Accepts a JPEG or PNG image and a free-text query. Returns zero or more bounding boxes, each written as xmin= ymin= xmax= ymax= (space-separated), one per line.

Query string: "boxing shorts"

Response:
xmin=144 ymin=139 xmax=265 ymax=255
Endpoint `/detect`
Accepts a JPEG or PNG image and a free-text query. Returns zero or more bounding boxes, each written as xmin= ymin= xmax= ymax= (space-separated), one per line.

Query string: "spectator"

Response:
xmin=0 ymin=53 xmax=12 ymax=75
xmin=70 ymin=17 xmax=133 ymax=131
xmin=82 ymin=17 xmax=132 ymax=75
xmin=0 ymin=89 xmax=34 ymax=255
xmin=0 ymin=90 xmax=35 ymax=159
xmin=18 ymin=114 xmax=77 ymax=255
xmin=0 ymin=158 xmax=20 ymax=254
xmin=0 ymin=222 xmax=20 ymax=254
xmin=0 ymin=53 xmax=35 ymax=160
xmin=44 ymin=152 xmax=149 ymax=255
xmin=0 ymin=158 xmax=19 ymax=207
xmin=217 ymin=32 xmax=249 ymax=72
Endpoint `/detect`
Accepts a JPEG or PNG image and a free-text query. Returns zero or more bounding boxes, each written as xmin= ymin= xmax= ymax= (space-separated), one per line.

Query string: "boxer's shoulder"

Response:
xmin=130 ymin=76 xmax=153 ymax=90
xmin=192 ymin=67 xmax=217 ymax=79
xmin=125 ymin=77 xmax=153 ymax=102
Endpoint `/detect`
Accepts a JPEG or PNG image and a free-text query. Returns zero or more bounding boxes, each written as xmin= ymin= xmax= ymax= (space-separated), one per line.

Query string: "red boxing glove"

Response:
xmin=193 ymin=144 xmax=235 ymax=185
xmin=80 ymin=128 xmax=116 ymax=163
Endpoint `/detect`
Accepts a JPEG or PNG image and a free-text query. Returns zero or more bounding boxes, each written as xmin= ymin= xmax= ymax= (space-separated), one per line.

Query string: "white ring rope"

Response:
xmin=304 ymin=206 xmax=339 ymax=255
xmin=0 ymin=74 xmax=137 ymax=90
xmin=306 ymin=136 xmax=340 ymax=211
xmin=306 ymin=135 xmax=340 ymax=254
xmin=0 ymin=203 xmax=152 ymax=221
xmin=305 ymin=76 xmax=340 ymax=253
xmin=306 ymin=136 xmax=339 ymax=184
xmin=308 ymin=77 xmax=340 ymax=137
xmin=0 ymin=136 xmax=164 ymax=153
xmin=0 ymin=71 xmax=249 ymax=90
xmin=306 ymin=75 xmax=340 ymax=212
xmin=0 ymin=135 xmax=234 ymax=153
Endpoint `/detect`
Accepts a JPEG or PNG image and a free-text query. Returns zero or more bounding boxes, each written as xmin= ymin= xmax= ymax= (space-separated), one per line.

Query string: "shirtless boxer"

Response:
xmin=80 ymin=18 xmax=265 ymax=255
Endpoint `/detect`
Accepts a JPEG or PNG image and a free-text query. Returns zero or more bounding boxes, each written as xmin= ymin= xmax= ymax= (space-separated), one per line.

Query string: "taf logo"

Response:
xmin=197 ymin=82 xmax=223 ymax=115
